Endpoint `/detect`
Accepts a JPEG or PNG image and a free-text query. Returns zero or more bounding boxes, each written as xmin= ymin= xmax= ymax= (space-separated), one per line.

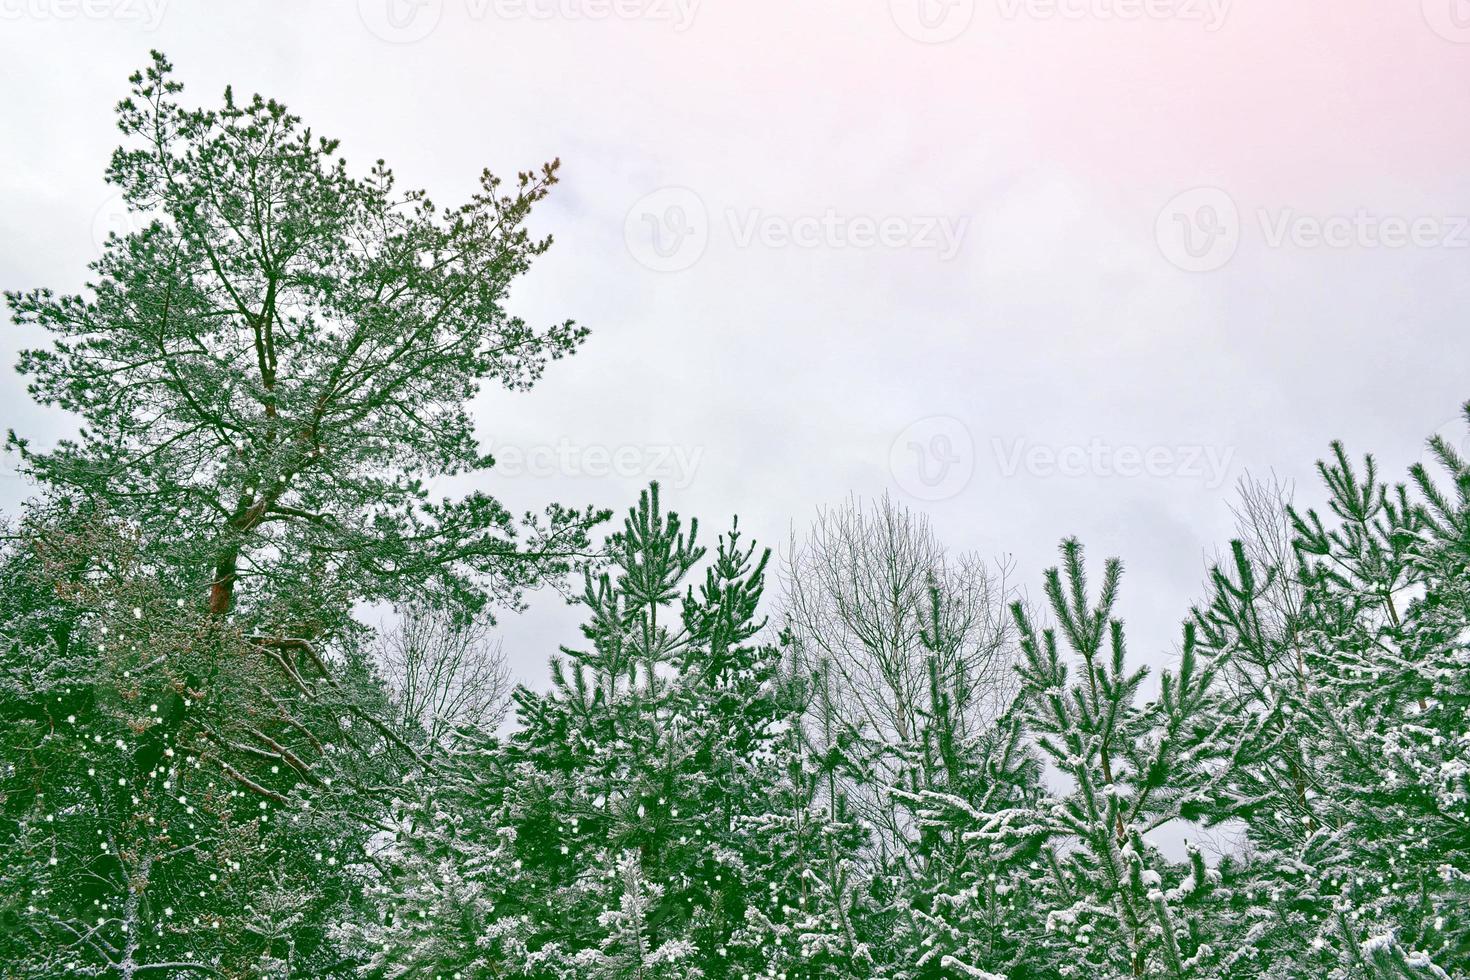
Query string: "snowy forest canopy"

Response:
xmin=2 ymin=54 xmax=1469 ymax=979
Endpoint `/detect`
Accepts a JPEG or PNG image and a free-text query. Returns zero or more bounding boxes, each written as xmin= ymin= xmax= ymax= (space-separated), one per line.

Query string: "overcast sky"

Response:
xmin=3 ymin=0 xmax=1469 ymax=690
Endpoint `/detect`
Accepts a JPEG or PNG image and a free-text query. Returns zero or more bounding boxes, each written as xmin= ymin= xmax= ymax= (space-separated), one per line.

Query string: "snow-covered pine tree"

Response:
xmin=1196 ymin=413 xmax=1470 ymax=977
xmin=3 ymin=51 xmax=604 ymax=977
xmin=487 ymin=484 xmax=706 ymax=974
xmin=326 ymin=608 xmax=527 ymax=978
xmin=1009 ymin=538 xmax=1254 ymax=978
xmin=872 ymin=581 xmax=1044 ymax=980
xmin=722 ymin=636 xmax=873 ymax=978
xmin=5 ymin=52 xmax=601 ymax=635
xmin=1192 ymin=528 xmax=1347 ymax=978
xmin=329 ymin=774 xmax=534 ymax=979
xmin=334 ymin=483 xmax=700 ymax=979
xmin=1396 ymin=403 xmax=1470 ymax=973
xmin=0 ymin=510 xmax=374 ymax=977
xmin=394 ymin=483 xmax=832 ymax=977
xmin=883 ymin=707 xmax=1047 ymax=980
